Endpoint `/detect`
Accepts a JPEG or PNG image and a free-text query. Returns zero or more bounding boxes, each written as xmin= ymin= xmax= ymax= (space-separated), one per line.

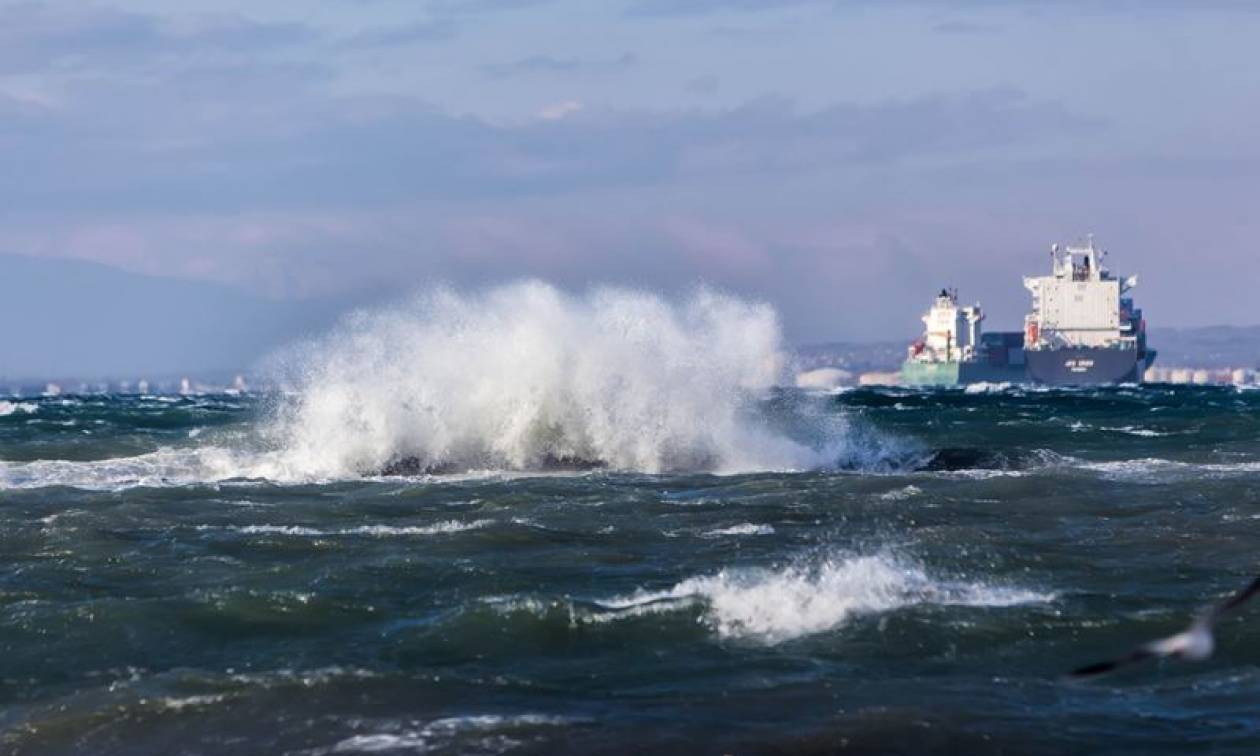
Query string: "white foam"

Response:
xmin=878 ymin=484 xmax=922 ymax=501
xmin=1081 ymin=458 xmax=1260 ymax=482
xmin=0 ymin=284 xmax=912 ymax=489
xmin=963 ymin=382 xmax=1012 ymax=394
xmin=157 ymin=694 xmax=228 ymax=712
xmin=259 ymin=283 xmax=856 ymax=478
xmin=0 ymin=400 xmax=37 ymax=417
xmin=325 ymin=714 xmax=576 ymax=755
xmin=331 ymin=734 xmax=427 ymax=753
xmin=1101 ymin=425 xmax=1171 ymax=437
xmin=342 ymin=520 xmax=494 ymax=536
xmin=0 ymin=446 xmax=270 ymax=490
xmin=601 ymin=552 xmax=1054 ymax=644
xmin=702 ymin=523 xmax=775 ymax=537
xmin=194 ymin=519 xmax=494 ymax=537
xmin=223 ymin=524 xmax=324 ymax=536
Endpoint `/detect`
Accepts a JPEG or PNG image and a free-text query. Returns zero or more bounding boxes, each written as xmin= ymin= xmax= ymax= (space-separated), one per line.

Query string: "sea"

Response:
xmin=2 ymin=286 xmax=1260 ymax=755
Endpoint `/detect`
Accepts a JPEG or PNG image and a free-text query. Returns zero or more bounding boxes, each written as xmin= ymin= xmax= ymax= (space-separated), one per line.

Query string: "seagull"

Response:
xmin=1070 ymin=575 xmax=1260 ymax=679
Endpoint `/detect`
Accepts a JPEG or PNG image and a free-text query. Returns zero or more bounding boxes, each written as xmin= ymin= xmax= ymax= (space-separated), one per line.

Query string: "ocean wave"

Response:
xmin=915 ymin=447 xmax=1071 ymax=474
xmin=1100 ymin=425 xmax=1173 ymax=437
xmin=193 ymin=520 xmax=494 ymax=537
xmin=1079 ymin=458 xmax=1260 ymax=482
xmin=487 ymin=551 xmax=1054 ymax=645
xmin=259 ymin=283 xmax=890 ymax=478
xmin=0 ymin=286 xmax=917 ymax=490
xmin=878 ymin=484 xmax=922 ymax=501
xmin=319 ymin=714 xmax=580 ymax=755
xmin=0 ymin=400 xmax=38 ymax=417
xmin=0 ymin=447 xmax=261 ymax=490
xmin=156 ymin=694 xmax=229 ymax=712
xmin=963 ymin=382 xmax=1015 ymax=394
xmin=701 ymin=523 xmax=775 ymax=537
xmin=646 ymin=553 xmax=1053 ymax=644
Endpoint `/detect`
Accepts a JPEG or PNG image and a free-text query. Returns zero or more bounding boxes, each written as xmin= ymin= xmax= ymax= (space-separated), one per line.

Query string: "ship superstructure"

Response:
xmin=1021 ymin=238 xmax=1155 ymax=384
xmin=901 ymin=289 xmax=1026 ymax=386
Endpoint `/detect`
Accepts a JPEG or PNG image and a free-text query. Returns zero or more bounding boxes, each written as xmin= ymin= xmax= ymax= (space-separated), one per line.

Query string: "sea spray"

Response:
xmin=262 ymin=282 xmax=850 ymax=477
xmin=0 ymin=283 xmax=913 ymax=488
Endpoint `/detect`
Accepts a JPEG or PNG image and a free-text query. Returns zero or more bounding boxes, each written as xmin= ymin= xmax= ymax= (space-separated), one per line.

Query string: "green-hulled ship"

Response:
xmin=901 ymin=289 xmax=1027 ymax=386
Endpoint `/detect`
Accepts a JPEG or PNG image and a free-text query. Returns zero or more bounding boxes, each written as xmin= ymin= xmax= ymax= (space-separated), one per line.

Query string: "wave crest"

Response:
xmin=263 ymin=283 xmax=840 ymax=477
xmin=482 ymin=551 xmax=1055 ymax=645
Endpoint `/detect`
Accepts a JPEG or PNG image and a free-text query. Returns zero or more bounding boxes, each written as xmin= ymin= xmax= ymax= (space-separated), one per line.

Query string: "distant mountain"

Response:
xmin=0 ymin=254 xmax=337 ymax=380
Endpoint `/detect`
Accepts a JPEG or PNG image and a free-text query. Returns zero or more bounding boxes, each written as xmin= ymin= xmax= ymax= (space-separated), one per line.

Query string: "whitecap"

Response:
xmin=342 ymin=520 xmax=494 ymax=536
xmin=1080 ymin=458 xmax=1260 ymax=482
xmin=157 ymin=694 xmax=228 ymax=712
xmin=0 ymin=400 xmax=37 ymax=417
xmin=964 ymin=382 xmax=1013 ymax=394
xmin=1101 ymin=425 xmax=1172 ymax=438
xmin=702 ymin=523 xmax=775 ymax=537
xmin=323 ymin=714 xmax=579 ymax=755
xmin=195 ymin=519 xmax=494 ymax=538
xmin=878 ymin=484 xmax=922 ymax=501
xmin=500 ymin=551 xmax=1055 ymax=645
xmin=649 ymin=553 xmax=1051 ymax=644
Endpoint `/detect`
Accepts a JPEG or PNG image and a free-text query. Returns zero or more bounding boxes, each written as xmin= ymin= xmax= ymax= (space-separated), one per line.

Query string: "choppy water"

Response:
xmin=3 ymin=384 xmax=1260 ymax=754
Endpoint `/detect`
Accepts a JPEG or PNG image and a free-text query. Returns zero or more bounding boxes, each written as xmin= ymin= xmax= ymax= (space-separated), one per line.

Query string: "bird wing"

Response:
xmin=1071 ymin=575 xmax=1260 ymax=679
xmin=1212 ymin=575 xmax=1260 ymax=618
xmin=1069 ymin=644 xmax=1159 ymax=679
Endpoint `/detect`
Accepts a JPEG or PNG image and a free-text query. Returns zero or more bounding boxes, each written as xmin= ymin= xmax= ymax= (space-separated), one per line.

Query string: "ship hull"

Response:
xmin=901 ymin=360 xmax=1026 ymax=387
xmin=1024 ymin=347 xmax=1142 ymax=385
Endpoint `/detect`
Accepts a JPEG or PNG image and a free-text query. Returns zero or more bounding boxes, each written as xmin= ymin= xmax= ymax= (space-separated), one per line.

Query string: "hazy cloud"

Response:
xmin=0 ymin=2 xmax=314 ymax=73
xmin=5 ymin=0 xmax=1260 ymax=365
xmin=625 ymin=0 xmax=1260 ymax=16
xmin=338 ymin=18 xmax=458 ymax=48
xmin=0 ymin=76 xmax=1085 ymax=216
xmin=932 ymin=20 xmax=1000 ymax=34
xmin=481 ymin=52 xmax=637 ymax=78
xmin=685 ymin=74 xmax=720 ymax=95
xmin=627 ymin=0 xmax=827 ymax=16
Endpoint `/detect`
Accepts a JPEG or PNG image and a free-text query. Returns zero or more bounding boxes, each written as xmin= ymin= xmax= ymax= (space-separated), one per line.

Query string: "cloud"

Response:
xmin=338 ymin=18 xmax=458 ymax=48
xmin=535 ymin=99 xmax=584 ymax=120
xmin=431 ymin=0 xmax=557 ymax=13
xmin=624 ymin=0 xmax=1260 ymax=16
xmin=0 ymin=3 xmax=314 ymax=74
xmin=627 ymin=0 xmax=828 ymax=16
xmin=932 ymin=20 xmax=1000 ymax=34
xmin=481 ymin=52 xmax=637 ymax=79
xmin=336 ymin=0 xmax=557 ymax=47
xmin=685 ymin=74 xmax=720 ymax=95
xmin=1 ymin=79 xmax=1088 ymax=221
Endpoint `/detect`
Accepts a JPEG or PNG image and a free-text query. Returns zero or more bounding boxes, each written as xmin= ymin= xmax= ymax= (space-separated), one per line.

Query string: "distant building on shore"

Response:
xmin=1144 ymin=366 xmax=1256 ymax=386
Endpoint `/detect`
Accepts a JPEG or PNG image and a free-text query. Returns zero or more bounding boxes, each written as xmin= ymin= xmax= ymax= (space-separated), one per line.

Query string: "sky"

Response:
xmin=3 ymin=0 xmax=1259 ymax=373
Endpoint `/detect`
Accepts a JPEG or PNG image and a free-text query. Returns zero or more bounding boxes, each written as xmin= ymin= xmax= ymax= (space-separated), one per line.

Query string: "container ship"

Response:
xmin=900 ymin=237 xmax=1155 ymax=386
xmin=900 ymin=289 xmax=1026 ymax=386
xmin=1022 ymin=238 xmax=1156 ymax=384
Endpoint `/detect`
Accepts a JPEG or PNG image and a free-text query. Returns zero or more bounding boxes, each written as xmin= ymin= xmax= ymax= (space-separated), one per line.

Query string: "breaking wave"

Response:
xmin=0 ymin=400 xmax=38 ymax=417
xmin=256 ymin=282 xmax=878 ymax=478
xmin=484 ymin=551 xmax=1055 ymax=645
xmin=193 ymin=519 xmax=495 ymax=537
xmin=0 ymin=284 xmax=919 ymax=488
xmin=631 ymin=552 xmax=1052 ymax=644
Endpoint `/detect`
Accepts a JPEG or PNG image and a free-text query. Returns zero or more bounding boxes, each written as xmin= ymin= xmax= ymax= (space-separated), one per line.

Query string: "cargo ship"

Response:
xmin=1022 ymin=238 xmax=1156 ymax=384
xmin=901 ymin=288 xmax=1027 ymax=386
